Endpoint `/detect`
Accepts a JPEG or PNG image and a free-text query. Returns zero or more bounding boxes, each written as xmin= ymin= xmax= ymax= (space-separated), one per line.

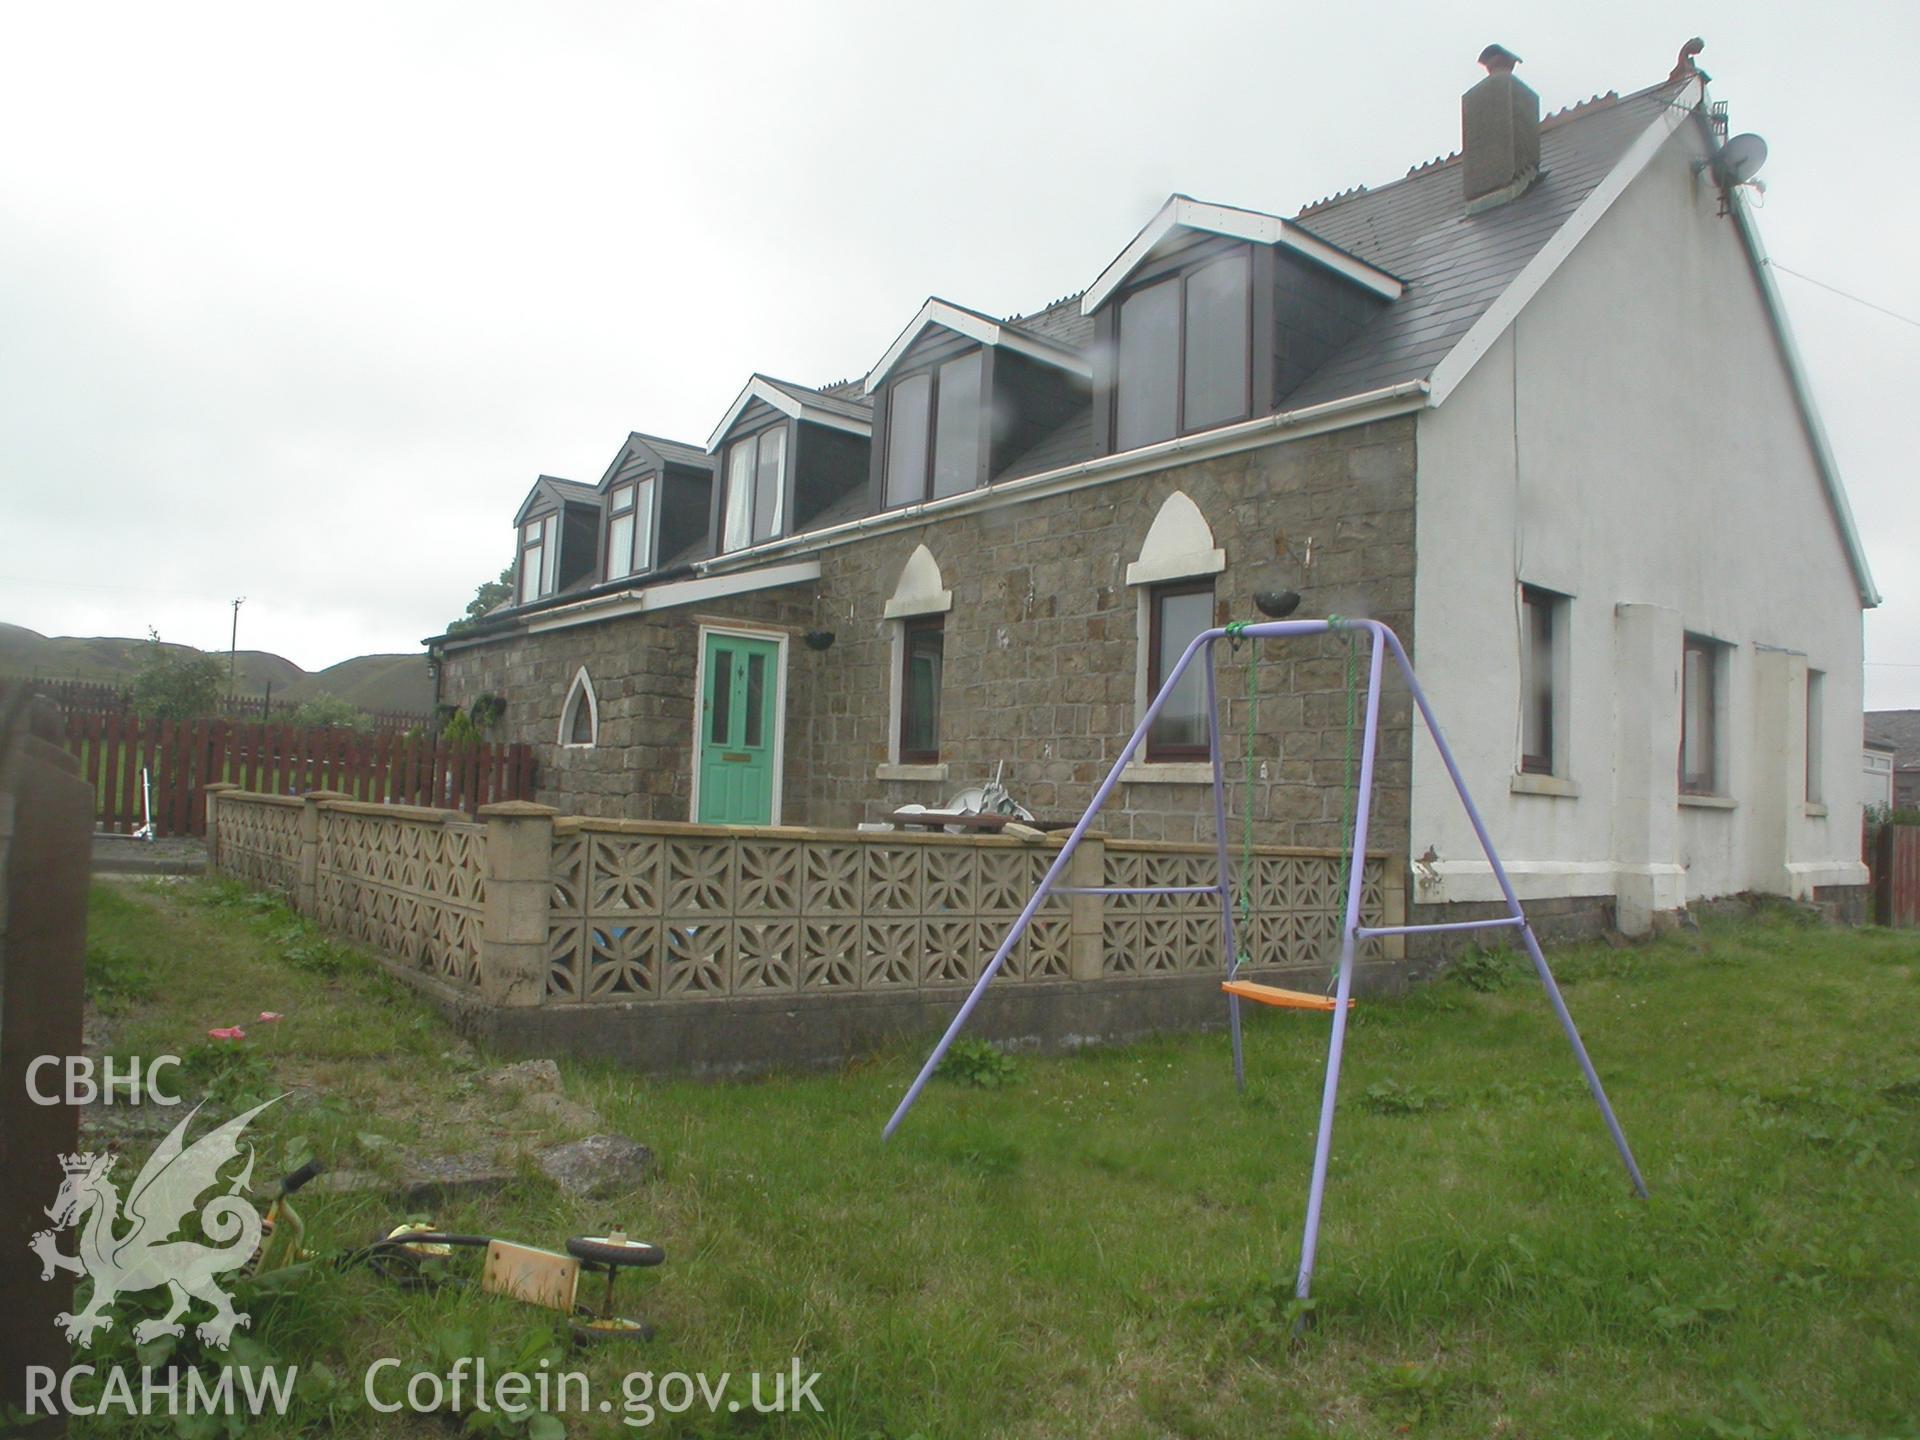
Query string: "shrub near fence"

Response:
xmin=63 ymin=712 xmax=535 ymax=835
xmin=206 ymin=789 xmax=1406 ymax=1075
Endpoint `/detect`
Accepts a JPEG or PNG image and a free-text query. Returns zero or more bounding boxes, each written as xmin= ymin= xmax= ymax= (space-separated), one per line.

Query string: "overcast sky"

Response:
xmin=5 ymin=2 xmax=1917 ymax=704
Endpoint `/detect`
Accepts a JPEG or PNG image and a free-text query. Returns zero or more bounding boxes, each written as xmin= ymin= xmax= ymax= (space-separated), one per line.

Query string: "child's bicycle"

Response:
xmin=253 ymin=1159 xmax=666 ymax=1342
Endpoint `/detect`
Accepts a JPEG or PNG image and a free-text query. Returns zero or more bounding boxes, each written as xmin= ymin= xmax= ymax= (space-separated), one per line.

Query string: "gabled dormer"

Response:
xmin=512 ymin=476 xmax=602 ymax=606
xmin=1081 ymin=196 xmax=1404 ymax=455
xmin=706 ymin=376 xmax=872 ymax=555
xmin=595 ymin=431 xmax=716 ymax=581
xmin=862 ymin=298 xmax=1091 ymax=510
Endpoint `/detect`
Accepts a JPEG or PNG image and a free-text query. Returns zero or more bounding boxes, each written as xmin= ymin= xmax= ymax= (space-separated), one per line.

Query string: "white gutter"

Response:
xmin=523 ymin=559 xmax=824 ymax=635
xmin=438 ymin=378 xmax=1429 ymax=652
xmin=693 ymin=379 xmax=1431 ymax=577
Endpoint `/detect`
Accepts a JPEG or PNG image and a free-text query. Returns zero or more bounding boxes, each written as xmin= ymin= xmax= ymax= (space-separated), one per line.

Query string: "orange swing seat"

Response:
xmin=1220 ymin=979 xmax=1354 ymax=1013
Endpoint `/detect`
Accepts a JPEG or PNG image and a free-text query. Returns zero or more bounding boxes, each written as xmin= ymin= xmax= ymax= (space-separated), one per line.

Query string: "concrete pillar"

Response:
xmin=479 ymin=800 xmax=559 ymax=1006
xmin=1611 ymin=603 xmax=1686 ymax=934
xmin=1067 ymin=833 xmax=1106 ymax=981
xmin=1750 ymin=648 xmax=1807 ymax=898
xmin=202 ymin=782 xmax=237 ymax=870
xmin=297 ymin=791 xmax=352 ymax=917
xmin=295 ymin=794 xmax=353 ymax=917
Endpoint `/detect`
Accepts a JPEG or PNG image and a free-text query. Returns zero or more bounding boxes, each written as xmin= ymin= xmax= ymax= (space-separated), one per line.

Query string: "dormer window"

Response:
xmin=606 ymin=477 xmax=655 ymax=578
xmin=708 ymin=376 xmax=872 ymax=556
xmin=1082 ymin=197 xmax=1402 ymax=458
xmin=882 ymin=351 xmax=985 ymax=507
xmin=1115 ymin=248 xmax=1251 ymax=450
xmin=721 ymin=425 xmax=788 ymax=550
xmin=518 ymin=513 xmax=558 ymax=603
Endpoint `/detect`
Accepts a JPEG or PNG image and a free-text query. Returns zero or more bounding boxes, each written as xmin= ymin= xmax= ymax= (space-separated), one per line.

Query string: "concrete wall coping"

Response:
xmin=550 ymin=815 xmax=1081 ymax=848
xmin=221 ymin=791 xmax=305 ymax=809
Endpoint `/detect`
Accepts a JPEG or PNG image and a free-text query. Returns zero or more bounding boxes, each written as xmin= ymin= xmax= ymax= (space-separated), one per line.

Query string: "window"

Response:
xmin=883 ymin=351 xmax=984 ymax=507
xmin=721 ymin=426 xmax=787 ymax=551
xmin=1115 ymin=249 xmax=1252 ymax=450
xmin=518 ymin=513 xmax=558 ymax=604
xmin=1146 ymin=580 xmax=1214 ymax=761
xmin=1519 ymin=586 xmax=1562 ymax=775
xmin=1805 ymin=669 xmax=1825 ymax=804
xmin=1680 ymin=634 xmax=1723 ymax=795
xmin=899 ymin=617 xmax=944 ymax=763
xmin=606 ymin=477 xmax=655 ymax=578
xmin=558 ymin=668 xmax=597 ymax=748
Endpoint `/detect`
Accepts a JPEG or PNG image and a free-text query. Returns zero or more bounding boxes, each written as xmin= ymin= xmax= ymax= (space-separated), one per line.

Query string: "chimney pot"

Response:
xmin=1478 ymin=44 xmax=1522 ymax=75
xmin=1463 ymin=46 xmax=1541 ymax=207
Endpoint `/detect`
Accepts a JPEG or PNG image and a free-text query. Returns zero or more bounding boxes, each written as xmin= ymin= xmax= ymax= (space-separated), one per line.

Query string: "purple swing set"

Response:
xmin=883 ymin=616 xmax=1646 ymax=1309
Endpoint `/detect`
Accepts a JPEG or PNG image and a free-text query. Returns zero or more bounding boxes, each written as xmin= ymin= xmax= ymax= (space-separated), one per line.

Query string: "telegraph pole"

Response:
xmin=229 ymin=596 xmax=246 ymax=693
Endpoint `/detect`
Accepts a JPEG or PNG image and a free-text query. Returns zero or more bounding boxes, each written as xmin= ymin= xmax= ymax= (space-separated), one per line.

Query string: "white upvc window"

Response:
xmin=722 ymin=426 xmax=788 ymax=551
xmin=606 ymin=477 xmax=656 ymax=578
xmin=519 ymin=513 xmax=559 ymax=603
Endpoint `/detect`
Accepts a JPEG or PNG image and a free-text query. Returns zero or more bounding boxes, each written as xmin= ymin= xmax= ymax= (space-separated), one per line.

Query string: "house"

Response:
xmin=428 ymin=41 xmax=1878 ymax=936
xmin=1865 ymin=713 xmax=1920 ymax=809
xmin=1863 ymin=739 xmax=1897 ymax=813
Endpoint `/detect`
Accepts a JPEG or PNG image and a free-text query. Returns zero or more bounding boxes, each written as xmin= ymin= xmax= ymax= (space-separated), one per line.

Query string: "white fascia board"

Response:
xmin=1729 ymin=193 xmax=1882 ymax=608
xmin=693 ymin=379 xmax=1429 ymax=575
xmin=1427 ymin=77 xmax=1703 ymax=408
xmin=862 ymin=300 xmax=1093 ymax=394
xmin=1081 ymin=195 xmax=1405 ymax=315
xmin=524 ymin=560 xmax=824 ymax=635
xmin=705 ymin=378 xmax=871 ymax=452
xmin=706 ymin=377 xmax=783 ymax=452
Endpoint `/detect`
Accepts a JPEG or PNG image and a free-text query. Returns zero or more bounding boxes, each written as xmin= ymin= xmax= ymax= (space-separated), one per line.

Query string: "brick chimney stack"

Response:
xmin=1463 ymin=44 xmax=1541 ymax=210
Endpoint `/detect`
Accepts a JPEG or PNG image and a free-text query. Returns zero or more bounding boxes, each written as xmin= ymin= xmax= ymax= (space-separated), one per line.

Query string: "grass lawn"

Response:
xmin=60 ymin=880 xmax=1920 ymax=1438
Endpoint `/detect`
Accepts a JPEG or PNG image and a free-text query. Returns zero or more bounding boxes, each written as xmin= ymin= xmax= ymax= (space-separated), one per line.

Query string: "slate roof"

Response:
xmin=759 ymin=374 xmax=874 ymax=423
xmin=866 ymin=77 xmax=1683 ymax=466
xmin=1866 ymin=711 xmax=1920 ymax=764
xmin=513 ymin=474 xmax=600 ymax=523
xmin=968 ymin=81 xmax=1684 ymax=420
xmin=628 ymin=431 xmax=714 ymax=472
xmin=1281 ymin=81 xmax=1685 ymax=406
xmin=1005 ymin=292 xmax=1095 ymax=352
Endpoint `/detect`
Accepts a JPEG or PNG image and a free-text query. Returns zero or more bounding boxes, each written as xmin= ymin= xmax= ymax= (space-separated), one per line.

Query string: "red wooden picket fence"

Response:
xmin=62 ymin=713 xmax=537 ymax=836
xmin=1872 ymin=824 xmax=1920 ymax=927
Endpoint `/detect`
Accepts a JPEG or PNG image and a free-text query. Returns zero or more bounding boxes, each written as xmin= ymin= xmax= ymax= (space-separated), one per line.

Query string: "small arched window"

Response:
xmin=559 ymin=667 xmax=598 ymax=749
xmin=882 ymin=544 xmax=952 ymax=775
xmin=1128 ymin=491 xmax=1225 ymax=764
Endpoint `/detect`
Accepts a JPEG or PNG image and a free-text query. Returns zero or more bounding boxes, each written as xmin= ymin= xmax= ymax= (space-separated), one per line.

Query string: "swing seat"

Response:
xmin=1221 ymin=979 xmax=1353 ymax=1013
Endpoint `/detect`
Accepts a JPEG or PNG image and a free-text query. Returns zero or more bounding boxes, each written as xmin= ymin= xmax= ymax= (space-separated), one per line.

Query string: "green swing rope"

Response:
xmin=1222 ymin=618 xmax=1361 ymax=987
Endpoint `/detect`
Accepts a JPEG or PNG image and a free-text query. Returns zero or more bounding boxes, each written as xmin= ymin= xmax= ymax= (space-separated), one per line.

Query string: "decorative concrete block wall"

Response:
xmin=208 ymin=789 xmax=1405 ymax=1075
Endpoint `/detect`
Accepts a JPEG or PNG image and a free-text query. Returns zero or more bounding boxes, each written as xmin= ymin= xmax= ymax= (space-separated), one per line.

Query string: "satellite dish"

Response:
xmin=1713 ymin=133 xmax=1769 ymax=187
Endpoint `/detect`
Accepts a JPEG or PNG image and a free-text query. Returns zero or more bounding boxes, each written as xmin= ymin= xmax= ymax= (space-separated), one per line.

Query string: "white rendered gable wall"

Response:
xmin=1409 ymin=122 xmax=1867 ymax=923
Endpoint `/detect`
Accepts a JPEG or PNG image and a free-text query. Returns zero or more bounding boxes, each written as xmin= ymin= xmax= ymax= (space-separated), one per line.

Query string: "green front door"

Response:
xmin=697 ymin=632 xmax=780 ymax=826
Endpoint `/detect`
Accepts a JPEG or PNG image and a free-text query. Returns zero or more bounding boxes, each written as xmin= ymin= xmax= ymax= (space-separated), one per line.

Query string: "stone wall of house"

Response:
xmin=811 ymin=418 xmax=1416 ymax=847
xmin=437 ymin=416 xmax=1417 ymax=853
xmin=437 ymin=588 xmax=818 ymax=821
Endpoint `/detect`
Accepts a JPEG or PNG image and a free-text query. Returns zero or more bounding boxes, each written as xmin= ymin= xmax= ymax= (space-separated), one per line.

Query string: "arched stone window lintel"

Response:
xmin=558 ymin=666 xmax=599 ymax=748
xmin=1125 ymin=490 xmax=1225 ymax=587
xmin=882 ymin=543 xmax=952 ymax=619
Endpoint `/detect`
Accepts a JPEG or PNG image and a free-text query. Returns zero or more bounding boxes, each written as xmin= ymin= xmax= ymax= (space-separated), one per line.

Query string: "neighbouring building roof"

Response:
xmin=1866 ymin=711 xmax=1920 ymax=763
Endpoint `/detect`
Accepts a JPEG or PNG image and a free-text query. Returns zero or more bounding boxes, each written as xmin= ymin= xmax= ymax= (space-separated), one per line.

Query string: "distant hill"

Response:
xmin=0 ymin=624 xmax=434 ymax=715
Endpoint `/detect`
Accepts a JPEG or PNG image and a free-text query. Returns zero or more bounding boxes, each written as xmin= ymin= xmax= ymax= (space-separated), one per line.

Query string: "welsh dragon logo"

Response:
xmin=30 ymin=1098 xmax=279 ymax=1349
